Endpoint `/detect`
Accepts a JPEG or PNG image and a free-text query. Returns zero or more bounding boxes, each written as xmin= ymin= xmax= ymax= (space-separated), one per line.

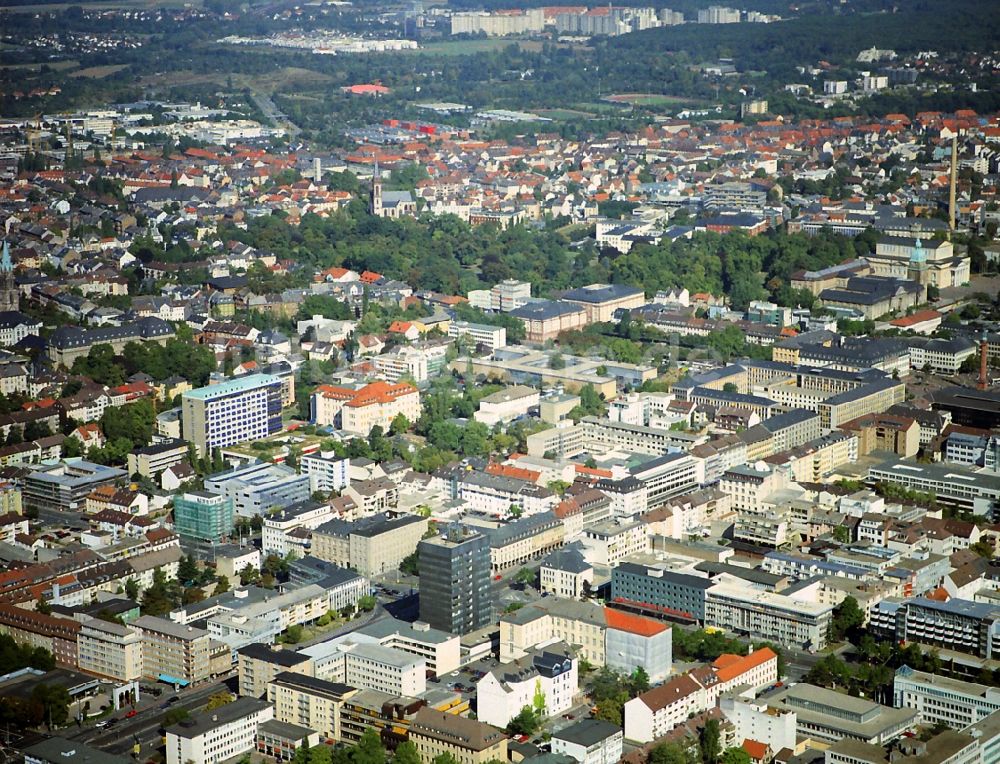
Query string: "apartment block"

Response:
xmin=552 ymin=719 xmax=623 ymax=764
xmin=705 ymin=585 xmax=834 ymax=650
xmin=448 ymin=320 xmax=507 ymax=352
xmin=237 ymin=643 xmax=314 ymax=699
xmin=300 ymin=452 xmax=350 ymax=494
xmin=133 ymin=615 xmax=230 ymax=685
xmin=268 ymin=671 xmax=356 ymax=740
xmin=182 ymin=374 xmax=283 ymax=456
xmin=409 ymin=707 xmax=509 ymax=764
xmin=166 ymin=697 xmax=273 ymax=764
xmin=77 ymin=617 xmax=142 ymax=682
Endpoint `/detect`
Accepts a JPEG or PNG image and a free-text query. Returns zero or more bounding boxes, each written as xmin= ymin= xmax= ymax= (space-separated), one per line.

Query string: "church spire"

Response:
xmin=0 ymin=240 xmax=11 ymax=273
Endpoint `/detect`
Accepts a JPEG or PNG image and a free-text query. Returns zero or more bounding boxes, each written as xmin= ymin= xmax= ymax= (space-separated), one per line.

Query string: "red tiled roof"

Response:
xmin=604 ymin=607 xmax=668 ymax=637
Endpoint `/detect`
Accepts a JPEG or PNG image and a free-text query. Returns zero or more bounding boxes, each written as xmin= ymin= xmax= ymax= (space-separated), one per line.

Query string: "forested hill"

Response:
xmin=609 ymin=0 xmax=1000 ymax=80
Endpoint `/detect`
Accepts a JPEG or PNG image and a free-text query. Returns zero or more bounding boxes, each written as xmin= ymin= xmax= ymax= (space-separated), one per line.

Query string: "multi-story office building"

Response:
xmin=166 ymin=697 xmax=273 ymax=764
xmin=182 ymin=374 xmax=283 ymax=456
xmin=560 ymin=284 xmax=646 ymax=325
xmin=343 ymin=643 xmax=426 ymax=696
xmin=611 ymin=563 xmax=713 ymax=622
xmin=409 ymin=707 xmax=509 ymax=764
xmin=203 ymin=462 xmax=310 ymax=518
xmin=894 ymin=666 xmax=1000 ymax=728
xmin=133 ymin=615 xmax=229 ymax=686
xmin=353 ymin=616 xmax=462 ymax=677
xmin=311 ymin=513 xmax=428 ymax=577
xmin=23 ymin=460 xmax=127 ymax=514
xmin=867 ymin=459 xmax=1000 ymax=514
xmin=77 ymin=617 xmax=142 ymax=682
xmin=267 ymin=671 xmax=356 ymax=740
xmin=173 ymin=490 xmax=234 ymax=543
xmin=419 ymin=528 xmax=495 ymax=635
xmin=629 ymin=452 xmax=700 ymax=508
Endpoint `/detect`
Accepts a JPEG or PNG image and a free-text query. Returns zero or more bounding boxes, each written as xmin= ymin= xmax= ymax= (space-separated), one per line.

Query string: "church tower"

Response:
xmin=370 ymin=160 xmax=383 ymax=218
xmin=0 ymin=241 xmax=17 ymax=312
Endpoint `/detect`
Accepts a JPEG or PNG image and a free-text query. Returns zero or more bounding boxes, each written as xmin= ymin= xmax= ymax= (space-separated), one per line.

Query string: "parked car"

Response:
xmin=125 ymin=710 xmax=138 ymax=719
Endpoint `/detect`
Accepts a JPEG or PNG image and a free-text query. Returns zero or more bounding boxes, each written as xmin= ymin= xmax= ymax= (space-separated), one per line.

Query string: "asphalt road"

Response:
xmin=66 ymin=674 xmax=236 ymax=757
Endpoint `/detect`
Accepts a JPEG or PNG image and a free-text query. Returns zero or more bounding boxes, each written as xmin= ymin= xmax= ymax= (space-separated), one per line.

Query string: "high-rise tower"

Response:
xmin=418 ymin=527 xmax=495 ymax=635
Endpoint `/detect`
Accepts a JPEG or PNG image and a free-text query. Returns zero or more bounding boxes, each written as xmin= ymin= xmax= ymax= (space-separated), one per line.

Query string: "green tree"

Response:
xmin=829 ymin=596 xmax=865 ymax=644
xmin=394 ymin=741 xmax=421 ymax=764
xmin=507 ymin=705 xmax=540 ymax=736
xmin=177 ymin=554 xmax=199 ymax=584
xmin=699 ymin=719 xmax=721 ymax=764
xmin=649 ymin=742 xmax=692 ymax=764
xmin=352 ymin=728 xmax=386 ymax=764
xmin=205 ymin=691 xmax=235 ymax=711
xmin=33 ymin=684 xmax=71 ymax=728
xmin=163 ymin=707 xmax=190 ymax=726
xmin=720 ymin=748 xmax=752 ymax=764
xmin=358 ymin=595 xmax=377 ymax=612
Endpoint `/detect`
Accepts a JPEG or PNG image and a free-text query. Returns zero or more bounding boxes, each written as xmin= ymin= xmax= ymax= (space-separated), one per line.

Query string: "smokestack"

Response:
xmin=949 ymin=135 xmax=957 ymax=234
xmin=979 ymin=332 xmax=989 ymax=391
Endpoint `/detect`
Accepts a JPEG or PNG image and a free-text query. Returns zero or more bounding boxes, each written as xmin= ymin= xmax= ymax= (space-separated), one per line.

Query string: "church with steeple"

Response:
xmin=0 ymin=241 xmax=18 ymax=312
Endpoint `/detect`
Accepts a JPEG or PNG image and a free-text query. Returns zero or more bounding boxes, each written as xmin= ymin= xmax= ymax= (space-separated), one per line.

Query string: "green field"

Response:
xmin=605 ymin=93 xmax=700 ymax=107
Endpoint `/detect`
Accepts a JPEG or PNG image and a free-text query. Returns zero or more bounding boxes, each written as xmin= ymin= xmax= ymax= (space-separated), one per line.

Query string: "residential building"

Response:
xmin=261 ymin=500 xmax=335 ymax=556
xmin=0 ymin=604 xmax=80 ymax=668
xmin=871 ymin=597 xmax=1000 ymax=660
xmin=300 ymin=452 xmax=350 ymax=494
xmin=77 ymin=617 xmax=142 ymax=682
xmin=166 ymin=697 xmax=273 ymax=764
xmin=476 ymin=642 xmax=578 ymax=728
xmin=552 ymin=720 xmax=623 ymax=764
xmin=267 ymin=671 xmax=356 ymax=741
xmin=704 ymin=584 xmax=834 ymax=650
xmin=182 ymin=374 xmax=283 ymax=456
xmin=488 ymin=512 xmax=565 ymax=572
xmin=133 ymin=615 xmax=229 ymax=686
xmin=419 ymin=528 xmax=495 ymax=635
xmin=173 ymin=491 xmax=234 ymax=543
xmin=127 ymin=438 xmax=188 ymax=479
xmin=237 ymin=643 xmax=313 ymax=699
xmin=540 ymin=546 xmax=593 ymax=599
xmin=409 ymin=706 xmax=509 ymax=764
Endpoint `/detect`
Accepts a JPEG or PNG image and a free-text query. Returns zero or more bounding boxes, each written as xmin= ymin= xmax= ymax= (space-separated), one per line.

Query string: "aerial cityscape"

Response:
xmin=1 ymin=0 xmax=1000 ymax=763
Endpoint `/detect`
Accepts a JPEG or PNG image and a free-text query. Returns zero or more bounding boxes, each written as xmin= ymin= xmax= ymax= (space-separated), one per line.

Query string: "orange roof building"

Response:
xmin=312 ymin=381 xmax=421 ymax=436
